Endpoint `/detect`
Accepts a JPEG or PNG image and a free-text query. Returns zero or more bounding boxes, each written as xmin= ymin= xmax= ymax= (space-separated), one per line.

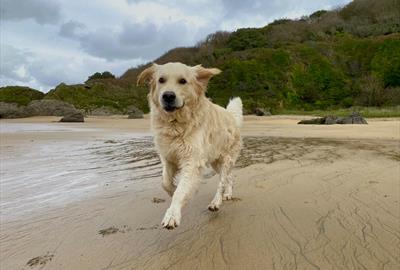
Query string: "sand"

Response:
xmin=0 ymin=116 xmax=399 ymax=270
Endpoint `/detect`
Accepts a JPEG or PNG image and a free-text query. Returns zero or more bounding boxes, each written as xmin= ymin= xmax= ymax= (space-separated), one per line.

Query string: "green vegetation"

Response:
xmin=0 ymin=86 xmax=45 ymax=106
xmin=45 ymin=82 xmax=148 ymax=113
xmin=86 ymin=71 xmax=116 ymax=82
xmin=1 ymin=0 xmax=400 ymax=115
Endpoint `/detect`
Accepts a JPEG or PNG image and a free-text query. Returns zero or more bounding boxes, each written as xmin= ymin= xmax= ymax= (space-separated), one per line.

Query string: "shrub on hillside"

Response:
xmin=0 ymin=86 xmax=44 ymax=106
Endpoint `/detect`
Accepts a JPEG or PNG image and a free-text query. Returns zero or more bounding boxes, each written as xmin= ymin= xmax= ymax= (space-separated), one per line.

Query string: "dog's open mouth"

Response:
xmin=163 ymin=102 xmax=184 ymax=113
xmin=164 ymin=105 xmax=177 ymax=112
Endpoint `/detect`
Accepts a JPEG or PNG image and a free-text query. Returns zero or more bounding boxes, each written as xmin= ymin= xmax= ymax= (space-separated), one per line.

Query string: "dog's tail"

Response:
xmin=226 ymin=97 xmax=243 ymax=127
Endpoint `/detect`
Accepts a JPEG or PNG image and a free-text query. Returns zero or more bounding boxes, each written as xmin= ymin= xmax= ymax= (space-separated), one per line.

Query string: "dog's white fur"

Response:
xmin=137 ymin=62 xmax=242 ymax=229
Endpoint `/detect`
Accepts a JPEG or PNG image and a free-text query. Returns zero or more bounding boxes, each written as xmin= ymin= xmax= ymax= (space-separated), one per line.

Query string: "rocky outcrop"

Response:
xmin=127 ymin=105 xmax=144 ymax=119
xmin=0 ymin=102 xmax=28 ymax=118
xmin=336 ymin=112 xmax=368 ymax=124
xmin=298 ymin=112 xmax=368 ymax=125
xmin=254 ymin=107 xmax=271 ymax=116
xmin=59 ymin=112 xmax=84 ymax=122
xmin=0 ymin=99 xmax=80 ymax=118
xmin=90 ymin=106 xmax=122 ymax=116
xmin=25 ymin=100 xmax=77 ymax=116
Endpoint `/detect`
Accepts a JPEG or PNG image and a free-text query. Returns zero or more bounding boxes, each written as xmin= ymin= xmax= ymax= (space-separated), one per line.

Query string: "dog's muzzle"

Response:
xmin=161 ymin=91 xmax=183 ymax=112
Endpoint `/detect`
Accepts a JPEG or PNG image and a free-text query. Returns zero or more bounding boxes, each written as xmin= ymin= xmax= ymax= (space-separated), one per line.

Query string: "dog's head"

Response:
xmin=137 ymin=62 xmax=221 ymax=113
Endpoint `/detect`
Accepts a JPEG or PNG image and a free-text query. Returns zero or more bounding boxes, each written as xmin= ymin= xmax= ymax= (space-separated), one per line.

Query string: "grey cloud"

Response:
xmin=220 ymin=0 xmax=350 ymax=18
xmin=1 ymin=0 xmax=61 ymax=25
xmin=0 ymin=44 xmax=78 ymax=89
xmin=0 ymin=44 xmax=33 ymax=83
xmin=60 ymin=20 xmax=195 ymax=61
xmin=59 ymin=20 xmax=86 ymax=38
xmin=119 ymin=22 xmax=158 ymax=46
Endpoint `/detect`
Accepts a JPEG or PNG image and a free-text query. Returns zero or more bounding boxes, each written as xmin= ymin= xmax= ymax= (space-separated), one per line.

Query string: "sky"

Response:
xmin=0 ymin=0 xmax=351 ymax=92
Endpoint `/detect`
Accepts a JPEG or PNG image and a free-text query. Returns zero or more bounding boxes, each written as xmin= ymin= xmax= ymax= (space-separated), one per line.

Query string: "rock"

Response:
xmin=0 ymin=102 xmax=28 ymax=118
xmin=0 ymin=100 xmax=80 ymax=118
xmin=254 ymin=107 xmax=271 ymax=116
xmin=25 ymin=99 xmax=77 ymax=116
xmin=127 ymin=105 xmax=144 ymax=119
xmin=324 ymin=115 xmax=339 ymax=125
xmin=337 ymin=112 xmax=368 ymax=124
xmin=298 ymin=117 xmax=326 ymax=124
xmin=90 ymin=106 xmax=121 ymax=116
xmin=335 ymin=117 xmax=351 ymax=124
xmin=59 ymin=112 xmax=84 ymax=122
xmin=298 ymin=112 xmax=367 ymax=125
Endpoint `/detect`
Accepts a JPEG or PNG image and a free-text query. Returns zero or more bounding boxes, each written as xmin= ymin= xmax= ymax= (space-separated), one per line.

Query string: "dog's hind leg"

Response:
xmin=222 ymin=142 xmax=241 ymax=200
xmin=161 ymin=158 xmax=177 ymax=197
xmin=208 ymin=157 xmax=234 ymax=211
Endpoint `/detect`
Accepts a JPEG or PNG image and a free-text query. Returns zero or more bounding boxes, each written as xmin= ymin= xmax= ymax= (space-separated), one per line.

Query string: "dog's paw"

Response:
xmin=161 ymin=207 xmax=181 ymax=229
xmin=222 ymin=194 xmax=232 ymax=201
xmin=208 ymin=203 xmax=220 ymax=211
xmin=208 ymin=195 xmax=222 ymax=211
xmin=222 ymin=186 xmax=233 ymax=201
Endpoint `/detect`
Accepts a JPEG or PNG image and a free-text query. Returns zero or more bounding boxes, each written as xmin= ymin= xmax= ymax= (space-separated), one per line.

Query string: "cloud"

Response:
xmin=0 ymin=44 xmax=76 ymax=90
xmin=0 ymin=45 xmax=37 ymax=84
xmin=59 ymin=20 xmax=86 ymax=38
xmin=0 ymin=44 xmax=142 ymax=91
xmin=1 ymin=0 xmax=61 ymax=25
xmin=59 ymin=20 xmax=197 ymax=61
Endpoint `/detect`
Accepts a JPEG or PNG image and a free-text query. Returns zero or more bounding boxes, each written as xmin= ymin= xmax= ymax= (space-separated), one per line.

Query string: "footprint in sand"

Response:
xmin=104 ymin=139 xmax=118 ymax=144
xmin=26 ymin=253 xmax=54 ymax=268
xmin=98 ymin=225 xmax=131 ymax=236
xmin=137 ymin=225 xmax=160 ymax=231
xmin=151 ymin=197 xmax=166 ymax=203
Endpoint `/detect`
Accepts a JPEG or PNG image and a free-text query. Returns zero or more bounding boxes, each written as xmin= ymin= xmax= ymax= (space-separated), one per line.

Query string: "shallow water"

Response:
xmin=0 ymin=124 xmax=160 ymax=222
xmin=0 ymin=122 xmax=98 ymax=133
xmin=1 ymin=122 xmax=396 ymax=223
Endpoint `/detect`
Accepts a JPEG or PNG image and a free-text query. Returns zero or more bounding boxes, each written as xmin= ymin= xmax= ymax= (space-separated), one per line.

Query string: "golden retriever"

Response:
xmin=137 ymin=62 xmax=242 ymax=229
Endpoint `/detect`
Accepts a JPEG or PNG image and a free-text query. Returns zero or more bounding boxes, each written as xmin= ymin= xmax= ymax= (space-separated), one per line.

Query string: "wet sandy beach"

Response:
xmin=0 ymin=116 xmax=399 ymax=270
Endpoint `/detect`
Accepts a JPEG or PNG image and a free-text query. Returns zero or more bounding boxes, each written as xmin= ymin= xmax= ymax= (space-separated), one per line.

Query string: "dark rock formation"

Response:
xmin=254 ymin=107 xmax=271 ymax=116
xmin=127 ymin=105 xmax=144 ymax=119
xmin=336 ymin=112 xmax=368 ymax=124
xmin=298 ymin=112 xmax=368 ymax=125
xmin=25 ymin=100 xmax=77 ymax=116
xmin=59 ymin=112 xmax=84 ymax=122
xmin=0 ymin=102 xmax=28 ymax=118
xmin=0 ymin=99 xmax=80 ymax=118
xmin=90 ymin=106 xmax=121 ymax=116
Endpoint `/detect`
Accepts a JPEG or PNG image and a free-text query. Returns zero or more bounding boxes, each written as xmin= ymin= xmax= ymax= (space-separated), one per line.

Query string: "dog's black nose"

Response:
xmin=162 ymin=91 xmax=176 ymax=103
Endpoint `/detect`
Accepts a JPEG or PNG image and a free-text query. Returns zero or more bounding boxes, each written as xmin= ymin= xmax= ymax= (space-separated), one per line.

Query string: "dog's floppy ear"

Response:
xmin=193 ymin=65 xmax=221 ymax=88
xmin=137 ymin=64 xmax=157 ymax=86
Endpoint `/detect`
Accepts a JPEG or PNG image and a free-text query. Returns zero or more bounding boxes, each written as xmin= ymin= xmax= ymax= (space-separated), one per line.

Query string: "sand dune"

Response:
xmin=0 ymin=116 xmax=399 ymax=270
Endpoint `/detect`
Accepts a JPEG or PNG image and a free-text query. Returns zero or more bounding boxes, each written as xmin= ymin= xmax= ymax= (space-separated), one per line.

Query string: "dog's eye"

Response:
xmin=158 ymin=77 xmax=165 ymax=83
xmin=179 ymin=78 xmax=187 ymax=85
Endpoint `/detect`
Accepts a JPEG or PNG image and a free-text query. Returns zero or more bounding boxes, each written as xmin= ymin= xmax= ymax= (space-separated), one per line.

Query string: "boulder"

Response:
xmin=59 ymin=112 xmax=84 ymax=122
xmin=298 ymin=117 xmax=326 ymax=124
xmin=298 ymin=112 xmax=368 ymax=125
xmin=25 ymin=99 xmax=77 ymax=116
xmin=127 ymin=105 xmax=144 ymax=119
xmin=254 ymin=107 xmax=271 ymax=116
xmin=0 ymin=102 xmax=28 ymax=118
xmin=336 ymin=112 xmax=368 ymax=124
xmin=324 ymin=115 xmax=339 ymax=125
xmin=90 ymin=106 xmax=121 ymax=116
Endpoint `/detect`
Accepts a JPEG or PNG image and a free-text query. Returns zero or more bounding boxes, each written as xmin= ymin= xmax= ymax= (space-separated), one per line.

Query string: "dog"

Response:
xmin=137 ymin=62 xmax=242 ymax=229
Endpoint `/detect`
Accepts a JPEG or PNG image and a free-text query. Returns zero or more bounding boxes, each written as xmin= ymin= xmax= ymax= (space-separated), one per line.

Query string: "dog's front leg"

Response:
xmin=161 ymin=158 xmax=177 ymax=197
xmin=161 ymin=161 xmax=201 ymax=229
